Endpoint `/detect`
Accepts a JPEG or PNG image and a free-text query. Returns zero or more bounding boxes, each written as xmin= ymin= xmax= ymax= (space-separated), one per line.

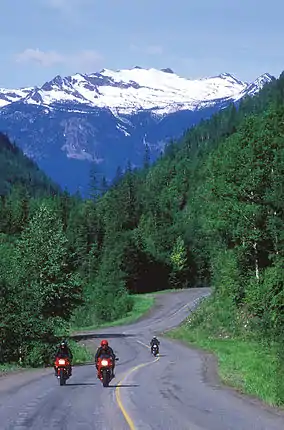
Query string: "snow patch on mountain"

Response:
xmin=0 ymin=87 xmax=33 ymax=107
xmin=0 ymin=67 xmax=274 ymax=116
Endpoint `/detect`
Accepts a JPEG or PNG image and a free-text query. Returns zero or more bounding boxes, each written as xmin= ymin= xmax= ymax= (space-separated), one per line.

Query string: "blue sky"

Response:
xmin=1 ymin=0 xmax=283 ymax=88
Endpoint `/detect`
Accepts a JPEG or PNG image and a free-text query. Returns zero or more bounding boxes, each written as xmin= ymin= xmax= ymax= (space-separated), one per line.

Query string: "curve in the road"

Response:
xmin=1 ymin=288 xmax=284 ymax=430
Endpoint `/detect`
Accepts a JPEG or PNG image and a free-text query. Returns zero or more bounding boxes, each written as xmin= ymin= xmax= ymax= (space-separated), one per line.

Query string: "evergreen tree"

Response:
xmin=11 ymin=204 xmax=83 ymax=363
xmin=143 ymin=143 xmax=151 ymax=169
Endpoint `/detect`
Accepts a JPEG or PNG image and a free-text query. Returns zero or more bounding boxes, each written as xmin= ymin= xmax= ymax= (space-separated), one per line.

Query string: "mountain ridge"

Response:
xmin=0 ymin=132 xmax=59 ymax=196
xmin=0 ymin=67 xmax=274 ymax=115
xmin=0 ymin=67 xmax=275 ymax=194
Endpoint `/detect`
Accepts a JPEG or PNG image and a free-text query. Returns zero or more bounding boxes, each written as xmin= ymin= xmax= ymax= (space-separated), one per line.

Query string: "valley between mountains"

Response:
xmin=0 ymin=67 xmax=273 ymax=193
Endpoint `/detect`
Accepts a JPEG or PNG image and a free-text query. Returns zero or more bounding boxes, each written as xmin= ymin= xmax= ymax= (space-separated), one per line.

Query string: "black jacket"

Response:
xmin=55 ymin=346 xmax=73 ymax=361
xmin=150 ymin=338 xmax=160 ymax=347
xmin=95 ymin=346 xmax=115 ymax=362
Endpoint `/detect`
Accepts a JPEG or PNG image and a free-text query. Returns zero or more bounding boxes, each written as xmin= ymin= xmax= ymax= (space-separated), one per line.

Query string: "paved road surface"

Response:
xmin=1 ymin=288 xmax=284 ymax=429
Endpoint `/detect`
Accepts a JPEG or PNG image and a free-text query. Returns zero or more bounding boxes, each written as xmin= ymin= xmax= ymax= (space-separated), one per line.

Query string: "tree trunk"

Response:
xmin=253 ymin=241 xmax=259 ymax=280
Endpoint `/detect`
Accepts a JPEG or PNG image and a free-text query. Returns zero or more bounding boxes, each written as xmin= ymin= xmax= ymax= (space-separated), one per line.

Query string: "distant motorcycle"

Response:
xmin=54 ymin=357 xmax=71 ymax=386
xmin=97 ymin=356 xmax=119 ymax=387
xmin=151 ymin=344 xmax=159 ymax=357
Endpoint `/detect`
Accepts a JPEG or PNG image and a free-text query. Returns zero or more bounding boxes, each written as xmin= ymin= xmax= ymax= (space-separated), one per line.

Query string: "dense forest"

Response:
xmin=0 ymin=133 xmax=60 ymax=196
xmin=0 ymin=72 xmax=283 ymax=366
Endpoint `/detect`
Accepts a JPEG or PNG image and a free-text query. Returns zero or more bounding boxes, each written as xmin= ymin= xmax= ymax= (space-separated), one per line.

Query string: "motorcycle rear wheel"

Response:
xmin=59 ymin=369 xmax=66 ymax=386
xmin=102 ymin=370 xmax=110 ymax=387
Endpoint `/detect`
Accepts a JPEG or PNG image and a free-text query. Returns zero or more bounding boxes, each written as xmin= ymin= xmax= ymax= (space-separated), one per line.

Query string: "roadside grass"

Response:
xmin=68 ymin=339 xmax=93 ymax=364
xmin=153 ymin=288 xmax=185 ymax=295
xmin=0 ymin=345 xmax=93 ymax=375
xmin=0 ymin=288 xmax=184 ymax=374
xmin=71 ymin=287 xmax=191 ymax=333
xmin=0 ymin=291 xmax=156 ymax=374
xmin=167 ymin=297 xmax=284 ymax=407
xmin=0 ymin=363 xmax=23 ymax=375
xmin=71 ymin=292 xmax=155 ymax=332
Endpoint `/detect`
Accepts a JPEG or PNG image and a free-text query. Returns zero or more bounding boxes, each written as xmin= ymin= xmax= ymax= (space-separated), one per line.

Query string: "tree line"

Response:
xmin=0 ymin=72 xmax=283 ymax=365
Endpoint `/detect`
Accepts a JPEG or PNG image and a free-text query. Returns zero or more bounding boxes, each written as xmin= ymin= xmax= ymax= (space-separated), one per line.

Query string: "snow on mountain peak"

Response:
xmin=0 ymin=87 xmax=32 ymax=107
xmin=253 ymin=72 xmax=274 ymax=86
xmin=233 ymin=72 xmax=275 ymax=101
xmin=215 ymin=72 xmax=245 ymax=86
xmin=0 ymin=67 xmax=274 ymax=115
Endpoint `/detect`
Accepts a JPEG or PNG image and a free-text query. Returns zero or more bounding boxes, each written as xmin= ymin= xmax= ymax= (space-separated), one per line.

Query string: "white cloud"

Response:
xmin=15 ymin=49 xmax=64 ymax=67
xmin=15 ymin=48 xmax=103 ymax=72
xmin=130 ymin=44 xmax=163 ymax=55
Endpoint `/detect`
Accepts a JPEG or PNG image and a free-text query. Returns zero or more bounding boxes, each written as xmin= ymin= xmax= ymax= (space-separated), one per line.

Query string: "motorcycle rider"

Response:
xmin=54 ymin=340 xmax=73 ymax=377
xmin=150 ymin=336 xmax=160 ymax=351
xmin=95 ymin=340 xmax=116 ymax=377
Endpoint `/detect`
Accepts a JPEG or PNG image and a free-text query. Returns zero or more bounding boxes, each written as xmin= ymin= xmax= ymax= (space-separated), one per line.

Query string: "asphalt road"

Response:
xmin=1 ymin=287 xmax=284 ymax=429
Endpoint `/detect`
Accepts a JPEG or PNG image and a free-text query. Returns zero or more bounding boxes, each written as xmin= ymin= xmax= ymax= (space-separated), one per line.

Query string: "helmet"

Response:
xmin=60 ymin=340 xmax=67 ymax=349
xmin=101 ymin=340 xmax=108 ymax=348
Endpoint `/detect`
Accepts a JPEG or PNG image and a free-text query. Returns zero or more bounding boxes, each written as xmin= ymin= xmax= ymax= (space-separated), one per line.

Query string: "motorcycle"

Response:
xmin=97 ymin=356 xmax=119 ymax=387
xmin=54 ymin=357 xmax=71 ymax=386
xmin=151 ymin=344 xmax=159 ymax=356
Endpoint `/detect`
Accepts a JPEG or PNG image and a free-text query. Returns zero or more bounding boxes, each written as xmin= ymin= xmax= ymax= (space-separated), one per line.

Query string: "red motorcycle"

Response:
xmin=54 ymin=357 xmax=71 ymax=386
xmin=97 ymin=356 xmax=118 ymax=387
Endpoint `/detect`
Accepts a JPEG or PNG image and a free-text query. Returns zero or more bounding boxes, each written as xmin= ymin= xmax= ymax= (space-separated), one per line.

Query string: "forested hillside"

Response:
xmin=0 ymin=72 xmax=283 ymax=369
xmin=0 ymin=132 xmax=60 ymax=196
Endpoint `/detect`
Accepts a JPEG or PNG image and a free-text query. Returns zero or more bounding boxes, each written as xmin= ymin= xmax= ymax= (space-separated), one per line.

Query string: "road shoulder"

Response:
xmin=162 ymin=334 xmax=284 ymax=418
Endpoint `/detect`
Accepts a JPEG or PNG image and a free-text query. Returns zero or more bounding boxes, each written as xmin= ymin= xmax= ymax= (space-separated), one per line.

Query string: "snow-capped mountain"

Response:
xmin=0 ymin=67 xmax=274 ymax=194
xmin=0 ymin=67 xmax=273 ymax=114
xmin=0 ymin=87 xmax=33 ymax=108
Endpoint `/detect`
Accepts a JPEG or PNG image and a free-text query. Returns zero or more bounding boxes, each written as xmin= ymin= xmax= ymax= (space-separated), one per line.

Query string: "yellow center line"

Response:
xmin=115 ymin=356 xmax=160 ymax=430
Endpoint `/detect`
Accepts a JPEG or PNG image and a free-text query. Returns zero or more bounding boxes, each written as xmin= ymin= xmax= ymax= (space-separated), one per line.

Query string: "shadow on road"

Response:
xmin=73 ymin=362 xmax=96 ymax=367
xmin=71 ymin=333 xmax=136 ymax=341
xmin=66 ymin=382 xmax=97 ymax=386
